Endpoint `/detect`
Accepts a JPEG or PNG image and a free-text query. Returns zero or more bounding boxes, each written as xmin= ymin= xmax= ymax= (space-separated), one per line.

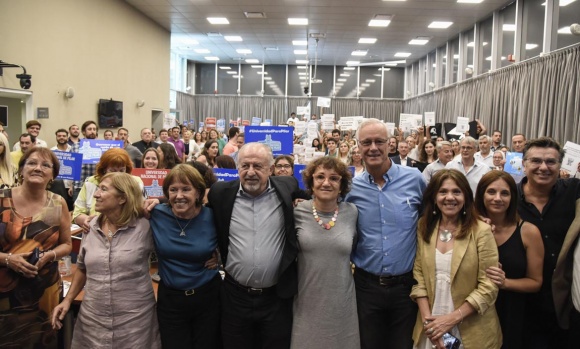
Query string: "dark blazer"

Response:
xmin=207 ymin=175 xmax=301 ymax=299
xmin=390 ymin=155 xmax=427 ymax=172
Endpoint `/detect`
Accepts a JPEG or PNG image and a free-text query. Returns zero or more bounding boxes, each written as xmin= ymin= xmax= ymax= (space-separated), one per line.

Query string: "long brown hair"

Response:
xmin=419 ymin=169 xmax=478 ymax=243
xmin=474 ymin=170 xmax=520 ymax=225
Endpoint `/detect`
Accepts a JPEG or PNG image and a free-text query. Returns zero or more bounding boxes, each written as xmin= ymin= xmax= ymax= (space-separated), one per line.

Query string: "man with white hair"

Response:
xmin=475 ymin=135 xmax=494 ymax=167
xmin=423 ymin=141 xmax=454 ymax=183
xmin=445 ymin=136 xmax=491 ymax=195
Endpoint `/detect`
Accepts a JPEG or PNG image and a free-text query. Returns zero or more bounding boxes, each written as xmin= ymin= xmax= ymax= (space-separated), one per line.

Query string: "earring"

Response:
xmin=463 ymin=206 xmax=466 ymax=215
xmin=433 ymin=209 xmax=437 ymax=215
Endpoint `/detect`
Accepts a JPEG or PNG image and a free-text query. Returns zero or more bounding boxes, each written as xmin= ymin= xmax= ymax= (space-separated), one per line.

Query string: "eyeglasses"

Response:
xmin=275 ymin=164 xmax=292 ymax=169
xmin=359 ymin=139 xmax=388 ymax=147
xmin=525 ymin=157 xmax=560 ymax=167
xmin=313 ymin=174 xmax=342 ymax=184
xmin=25 ymin=160 xmax=53 ymax=170
xmin=460 ymin=146 xmax=474 ymax=150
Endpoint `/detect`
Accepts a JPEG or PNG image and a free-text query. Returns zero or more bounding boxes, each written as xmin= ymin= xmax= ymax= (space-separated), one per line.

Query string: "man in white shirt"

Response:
xmin=423 ymin=141 xmax=454 ymax=183
xmin=445 ymin=136 xmax=491 ymax=196
xmin=13 ymin=120 xmax=47 ymax=150
xmin=475 ymin=135 xmax=494 ymax=167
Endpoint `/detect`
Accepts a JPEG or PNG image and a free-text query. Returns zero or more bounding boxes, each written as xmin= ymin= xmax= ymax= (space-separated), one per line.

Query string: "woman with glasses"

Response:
xmin=348 ymin=145 xmax=365 ymax=177
xmin=273 ymin=155 xmax=294 ymax=176
xmin=73 ymin=148 xmax=144 ymax=232
xmin=291 ymin=157 xmax=360 ymax=349
xmin=0 ymin=148 xmax=72 ymax=348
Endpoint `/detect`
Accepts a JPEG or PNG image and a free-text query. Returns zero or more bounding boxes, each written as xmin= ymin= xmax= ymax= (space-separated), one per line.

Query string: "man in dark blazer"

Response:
xmin=207 ymin=142 xmax=303 ymax=349
xmin=390 ymin=140 xmax=426 ymax=172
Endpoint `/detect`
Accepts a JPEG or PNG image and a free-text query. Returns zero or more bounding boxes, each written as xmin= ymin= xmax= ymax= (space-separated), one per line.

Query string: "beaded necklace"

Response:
xmin=312 ymin=203 xmax=339 ymax=230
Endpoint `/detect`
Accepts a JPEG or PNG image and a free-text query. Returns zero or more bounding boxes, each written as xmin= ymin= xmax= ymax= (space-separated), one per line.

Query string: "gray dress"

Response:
xmin=291 ymin=200 xmax=360 ymax=349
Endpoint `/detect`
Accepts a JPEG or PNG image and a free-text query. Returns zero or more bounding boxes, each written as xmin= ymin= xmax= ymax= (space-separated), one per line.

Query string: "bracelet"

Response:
xmin=51 ymin=250 xmax=57 ymax=262
xmin=5 ymin=252 xmax=12 ymax=267
xmin=457 ymin=308 xmax=464 ymax=324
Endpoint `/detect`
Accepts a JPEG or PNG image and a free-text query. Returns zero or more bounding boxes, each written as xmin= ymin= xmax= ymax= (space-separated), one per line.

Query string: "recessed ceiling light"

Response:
xmin=394 ymin=52 xmax=412 ymax=57
xmin=244 ymin=12 xmax=266 ymax=19
xmin=236 ymin=49 xmax=252 ymax=54
xmin=207 ymin=17 xmax=229 ymax=24
xmin=226 ymin=71 xmax=237 ymax=74
xmin=340 ymin=73 xmax=350 ymax=77
xmin=346 ymin=60 xmax=360 ymax=66
xmin=257 ymin=71 xmax=268 ymax=75
xmin=206 ymin=32 xmax=222 ymax=37
xmin=194 ymin=48 xmax=211 ymax=53
xmin=503 ymin=24 xmax=516 ymax=31
xmin=336 ymin=83 xmax=344 ymax=86
xmin=373 ymin=74 xmax=382 ymax=77
xmin=359 ymin=38 xmax=377 ymax=44
xmin=466 ymin=41 xmax=488 ymax=47
xmin=352 ymin=50 xmax=368 ymax=56
xmin=264 ymin=47 xmax=279 ymax=51
xmin=409 ymin=37 xmax=430 ymax=45
xmin=369 ymin=15 xmax=393 ymax=27
xmin=296 ymin=59 xmax=309 ymax=64
xmin=205 ymin=56 xmax=220 ymax=61
xmin=263 ymin=76 xmax=272 ymax=80
xmin=251 ymin=65 xmax=262 ymax=68
xmin=224 ymin=36 xmax=243 ymax=42
xmin=294 ymin=50 xmax=308 ymax=54
xmin=233 ymin=75 xmax=243 ymax=78
xmin=219 ymin=66 xmax=231 ymax=70
xmin=457 ymin=0 xmax=483 ymax=3
xmin=288 ymin=18 xmax=308 ymax=25
xmin=344 ymin=67 xmax=356 ymax=70
xmin=361 ymin=83 xmax=370 ymax=87
xmin=292 ymin=40 xmax=308 ymax=46
xmin=337 ymin=78 xmax=347 ymax=82
xmin=428 ymin=21 xmax=453 ymax=29
xmin=542 ymin=0 xmax=577 ymax=6
xmin=365 ymin=79 xmax=376 ymax=83
xmin=297 ymin=66 xmax=308 ymax=69
xmin=558 ymin=26 xmax=572 ymax=34
xmin=299 ymin=77 xmax=308 ymax=80
xmin=298 ymin=72 xmax=307 ymax=76
xmin=526 ymin=43 xmax=539 ymax=50
xmin=245 ymin=59 xmax=259 ymax=63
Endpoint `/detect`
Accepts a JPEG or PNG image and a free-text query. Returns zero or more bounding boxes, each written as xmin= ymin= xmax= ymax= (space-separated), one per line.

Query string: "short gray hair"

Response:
xmin=461 ymin=136 xmax=477 ymax=147
xmin=239 ymin=142 xmax=275 ymax=166
xmin=436 ymin=141 xmax=451 ymax=151
xmin=357 ymin=118 xmax=391 ymax=138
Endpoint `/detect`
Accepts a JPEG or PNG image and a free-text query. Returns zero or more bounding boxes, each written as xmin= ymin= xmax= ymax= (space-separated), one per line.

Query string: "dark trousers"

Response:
xmin=567 ymin=308 xmax=580 ymax=349
xmin=354 ymin=269 xmax=417 ymax=349
xmin=522 ymin=308 xmax=569 ymax=349
xmin=157 ymin=275 xmax=222 ymax=349
xmin=220 ymin=278 xmax=292 ymax=349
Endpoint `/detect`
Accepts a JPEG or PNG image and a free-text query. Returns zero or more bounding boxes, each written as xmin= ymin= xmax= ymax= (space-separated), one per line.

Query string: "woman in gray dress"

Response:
xmin=291 ymin=157 xmax=360 ymax=349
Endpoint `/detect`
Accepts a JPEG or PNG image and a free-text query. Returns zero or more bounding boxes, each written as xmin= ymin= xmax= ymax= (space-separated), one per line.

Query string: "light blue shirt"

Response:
xmin=346 ymin=164 xmax=426 ymax=276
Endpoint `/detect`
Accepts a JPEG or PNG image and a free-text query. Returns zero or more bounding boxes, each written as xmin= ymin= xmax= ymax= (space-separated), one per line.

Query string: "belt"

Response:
xmin=161 ymin=274 xmax=220 ymax=296
xmin=355 ymin=267 xmax=415 ymax=287
xmin=224 ymin=273 xmax=276 ymax=296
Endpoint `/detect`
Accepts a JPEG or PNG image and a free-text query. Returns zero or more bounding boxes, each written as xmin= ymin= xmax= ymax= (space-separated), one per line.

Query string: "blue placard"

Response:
xmin=244 ymin=126 xmax=293 ymax=156
xmin=213 ymin=168 xmax=239 ymax=182
xmin=293 ymin=164 xmax=355 ymax=190
xmin=504 ymin=152 xmax=524 ymax=176
xmin=78 ymin=139 xmax=124 ymax=164
xmin=251 ymin=117 xmax=262 ymax=126
xmin=52 ymin=150 xmax=83 ymax=181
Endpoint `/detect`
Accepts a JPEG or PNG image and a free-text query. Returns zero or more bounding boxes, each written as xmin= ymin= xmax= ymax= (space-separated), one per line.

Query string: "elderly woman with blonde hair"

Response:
xmin=52 ymin=172 xmax=160 ymax=348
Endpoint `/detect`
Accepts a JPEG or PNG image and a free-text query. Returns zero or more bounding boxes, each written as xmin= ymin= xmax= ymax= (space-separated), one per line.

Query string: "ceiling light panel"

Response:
xmin=236 ymin=49 xmax=252 ymax=54
xmin=245 ymin=59 xmax=259 ymax=63
xmin=428 ymin=21 xmax=453 ymax=29
xmin=288 ymin=18 xmax=308 ymax=25
xmin=296 ymin=59 xmax=308 ymax=64
xmin=194 ymin=49 xmax=210 ymax=53
xmin=394 ymin=52 xmax=412 ymax=57
xmin=359 ymin=38 xmax=377 ymax=44
xmin=205 ymin=56 xmax=220 ymax=61
xmin=292 ymin=40 xmax=307 ymax=46
xmin=503 ymin=24 xmax=516 ymax=31
xmin=369 ymin=14 xmax=393 ymax=27
xmin=457 ymin=0 xmax=483 ymax=3
xmin=224 ymin=36 xmax=243 ymax=42
xmin=352 ymin=50 xmax=368 ymax=56
xmin=207 ymin=17 xmax=229 ymax=24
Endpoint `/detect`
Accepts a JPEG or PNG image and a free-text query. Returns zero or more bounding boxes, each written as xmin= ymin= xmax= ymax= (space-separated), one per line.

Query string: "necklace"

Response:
xmin=173 ymin=214 xmax=195 ymax=237
xmin=439 ymin=229 xmax=453 ymax=242
xmin=312 ymin=204 xmax=339 ymax=230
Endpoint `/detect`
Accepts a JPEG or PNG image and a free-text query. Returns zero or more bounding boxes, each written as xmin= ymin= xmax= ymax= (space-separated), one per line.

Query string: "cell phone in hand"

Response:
xmin=442 ymin=332 xmax=461 ymax=349
xmin=27 ymin=247 xmax=40 ymax=265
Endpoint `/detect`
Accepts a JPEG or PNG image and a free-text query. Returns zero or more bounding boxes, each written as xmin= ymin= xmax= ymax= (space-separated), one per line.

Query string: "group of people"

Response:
xmin=1 ymin=116 xmax=580 ymax=349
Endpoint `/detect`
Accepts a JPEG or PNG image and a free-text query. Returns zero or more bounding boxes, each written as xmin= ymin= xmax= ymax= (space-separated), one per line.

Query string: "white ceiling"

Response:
xmin=125 ymin=0 xmax=514 ymax=66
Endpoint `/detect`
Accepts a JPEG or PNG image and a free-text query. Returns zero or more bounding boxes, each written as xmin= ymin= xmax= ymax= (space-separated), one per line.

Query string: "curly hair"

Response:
xmin=302 ymin=156 xmax=352 ymax=199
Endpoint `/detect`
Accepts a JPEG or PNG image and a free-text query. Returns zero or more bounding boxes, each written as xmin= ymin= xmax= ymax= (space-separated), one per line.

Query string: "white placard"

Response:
xmin=163 ymin=114 xmax=176 ymax=130
xmin=385 ymin=122 xmax=396 ymax=136
xmin=563 ymin=141 xmax=580 ymax=175
xmin=400 ymin=113 xmax=423 ymax=130
xmin=317 ymin=97 xmax=331 ymax=108
xmin=400 ymin=120 xmax=413 ymax=132
xmin=338 ymin=117 xmax=355 ymax=131
xmin=321 ymin=114 xmax=335 ymax=131
xmin=296 ymin=106 xmax=308 ymax=116
xmin=294 ymin=121 xmax=306 ymax=134
xmin=456 ymin=117 xmax=470 ymax=132
xmin=424 ymin=112 xmax=436 ymax=126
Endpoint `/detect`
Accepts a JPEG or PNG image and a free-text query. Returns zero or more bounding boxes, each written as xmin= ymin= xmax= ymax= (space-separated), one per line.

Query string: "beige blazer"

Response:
xmin=410 ymin=220 xmax=502 ymax=349
xmin=553 ymin=199 xmax=580 ymax=329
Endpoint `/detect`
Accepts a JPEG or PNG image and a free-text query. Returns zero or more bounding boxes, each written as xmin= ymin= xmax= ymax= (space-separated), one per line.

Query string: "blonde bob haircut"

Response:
xmin=97 ymin=172 xmax=144 ymax=227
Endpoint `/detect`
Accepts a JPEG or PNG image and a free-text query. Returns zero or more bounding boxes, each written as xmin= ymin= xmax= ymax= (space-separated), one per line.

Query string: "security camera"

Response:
xmin=465 ymin=67 xmax=473 ymax=75
xmin=571 ymin=23 xmax=580 ymax=36
xmin=16 ymin=73 xmax=31 ymax=89
xmin=303 ymin=87 xmax=309 ymax=95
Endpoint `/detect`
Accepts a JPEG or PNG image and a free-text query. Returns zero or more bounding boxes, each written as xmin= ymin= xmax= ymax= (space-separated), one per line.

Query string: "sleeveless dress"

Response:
xmin=496 ymin=221 xmax=527 ymax=349
xmin=291 ymin=200 xmax=360 ymax=349
xmin=415 ymin=249 xmax=464 ymax=349
xmin=0 ymin=189 xmax=63 ymax=349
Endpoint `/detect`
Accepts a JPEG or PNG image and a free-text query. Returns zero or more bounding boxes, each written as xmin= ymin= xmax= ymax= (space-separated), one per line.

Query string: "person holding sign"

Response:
xmin=0 ymin=132 xmax=16 ymax=189
xmin=291 ymin=157 xmax=360 ymax=349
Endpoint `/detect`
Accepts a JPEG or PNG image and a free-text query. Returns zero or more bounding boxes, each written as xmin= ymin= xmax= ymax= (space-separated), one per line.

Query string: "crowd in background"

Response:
xmin=0 ymin=115 xmax=579 ymax=349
